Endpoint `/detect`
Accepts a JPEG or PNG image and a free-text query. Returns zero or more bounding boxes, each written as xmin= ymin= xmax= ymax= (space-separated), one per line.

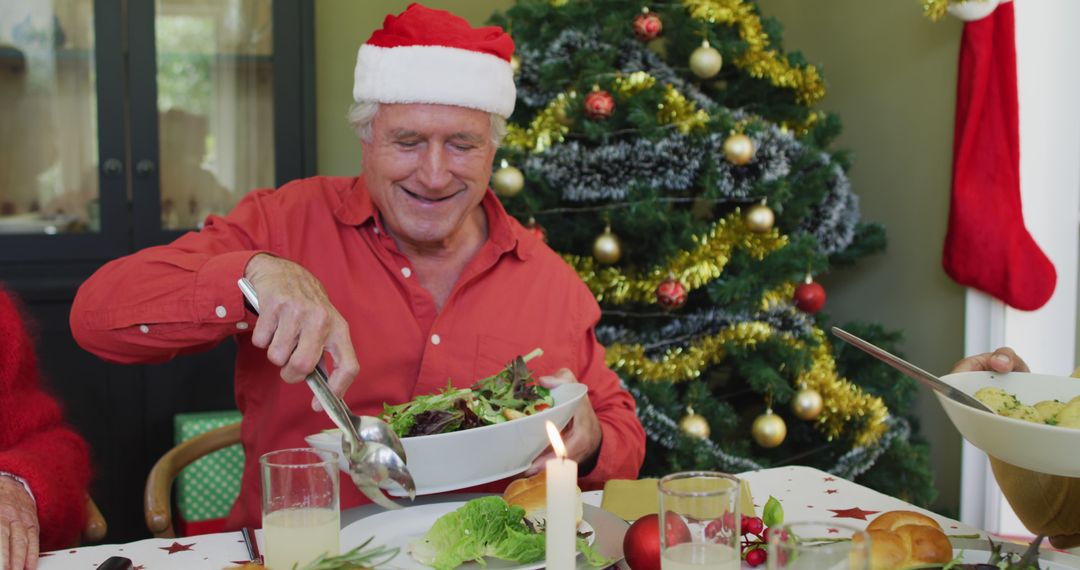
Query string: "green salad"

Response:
xmin=410 ymin=496 xmax=609 ymax=570
xmin=379 ymin=349 xmax=554 ymax=438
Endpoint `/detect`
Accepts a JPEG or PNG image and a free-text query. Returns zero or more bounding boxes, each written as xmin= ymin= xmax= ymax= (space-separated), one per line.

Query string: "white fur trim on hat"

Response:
xmin=354 ymin=44 xmax=516 ymax=118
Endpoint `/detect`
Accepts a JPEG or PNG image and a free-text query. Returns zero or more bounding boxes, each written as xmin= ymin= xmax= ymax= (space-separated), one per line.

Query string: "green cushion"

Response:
xmin=174 ymin=411 xmax=243 ymax=522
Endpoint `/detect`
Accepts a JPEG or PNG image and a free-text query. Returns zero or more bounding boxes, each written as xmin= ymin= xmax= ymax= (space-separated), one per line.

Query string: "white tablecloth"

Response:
xmin=40 ymin=466 xmax=986 ymax=569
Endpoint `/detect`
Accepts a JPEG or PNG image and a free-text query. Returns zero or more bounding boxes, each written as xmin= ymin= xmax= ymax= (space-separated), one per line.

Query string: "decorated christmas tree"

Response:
xmin=490 ymin=0 xmax=936 ymax=506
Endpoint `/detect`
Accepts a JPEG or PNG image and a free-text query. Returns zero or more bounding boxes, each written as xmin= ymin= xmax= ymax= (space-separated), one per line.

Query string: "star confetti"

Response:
xmin=825 ymin=489 xmax=838 ymax=494
xmin=159 ymin=542 xmax=195 ymax=554
xmin=828 ymin=507 xmax=879 ymax=521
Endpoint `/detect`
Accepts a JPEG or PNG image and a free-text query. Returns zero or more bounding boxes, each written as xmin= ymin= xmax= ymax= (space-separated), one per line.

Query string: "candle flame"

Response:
xmin=545 ymin=421 xmax=567 ymax=459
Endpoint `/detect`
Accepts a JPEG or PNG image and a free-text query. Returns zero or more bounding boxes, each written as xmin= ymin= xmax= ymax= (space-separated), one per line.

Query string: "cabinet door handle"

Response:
xmin=102 ymin=158 xmax=124 ymax=179
xmin=135 ymin=160 xmax=156 ymax=178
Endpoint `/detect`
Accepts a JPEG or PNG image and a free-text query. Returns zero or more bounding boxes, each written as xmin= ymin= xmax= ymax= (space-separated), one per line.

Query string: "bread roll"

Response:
xmin=862 ymin=510 xmax=952 ymax=569
xmin=503 ymin=472 xmax=583 ymax=527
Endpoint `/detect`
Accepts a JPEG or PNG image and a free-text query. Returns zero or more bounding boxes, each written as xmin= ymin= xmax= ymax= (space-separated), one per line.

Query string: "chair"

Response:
xmin=83 ymin=495 xmax=107 ymax=543
xmin=144 ymin=422 xmax=241 ymax=538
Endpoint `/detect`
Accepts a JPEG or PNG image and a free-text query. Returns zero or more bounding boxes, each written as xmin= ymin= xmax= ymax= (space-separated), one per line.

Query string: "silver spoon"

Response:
xmin=237 ymin=278 xmax=415 ymax=507
xmin=831 ymin=326 xmax=994 ymax=414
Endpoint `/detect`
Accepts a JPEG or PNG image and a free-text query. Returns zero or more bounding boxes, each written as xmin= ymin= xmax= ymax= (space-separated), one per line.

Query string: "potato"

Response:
xmin=975 ymin=387 xmax=1021 ymax=414
xmin=1034 ymin=400 xmax=1066 ymax=424
xmin=1069 ymin=394 xmax=1080 ymax=406
xmin=1056 ymin=401 xmax=1080 ymax=429
xmin=1002 ymin=405 xmax=1043 ymax=424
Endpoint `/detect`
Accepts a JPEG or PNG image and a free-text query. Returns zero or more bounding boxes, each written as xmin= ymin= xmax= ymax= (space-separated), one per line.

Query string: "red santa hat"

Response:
xmin=353 ymin=3 xmax=517 ymax=118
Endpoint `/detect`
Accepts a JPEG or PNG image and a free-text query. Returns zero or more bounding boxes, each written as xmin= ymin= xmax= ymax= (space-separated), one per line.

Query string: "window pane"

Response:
xmin=156 ymin=0 xmax=274 ymax=230
xmin=0 ymin=0 xmax=98 ymax=235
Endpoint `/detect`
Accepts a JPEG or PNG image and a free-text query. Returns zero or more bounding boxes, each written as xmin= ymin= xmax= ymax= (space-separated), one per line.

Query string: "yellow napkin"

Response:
xmin=601 ymin=478 xmax=755 ymax=521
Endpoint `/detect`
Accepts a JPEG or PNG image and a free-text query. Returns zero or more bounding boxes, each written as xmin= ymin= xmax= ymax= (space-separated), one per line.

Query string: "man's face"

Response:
xmin=361 ymin=103 xmax=497 ymax=248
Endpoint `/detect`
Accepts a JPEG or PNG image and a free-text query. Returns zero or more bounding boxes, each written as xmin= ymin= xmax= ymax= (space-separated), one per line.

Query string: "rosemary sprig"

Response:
xmin=297 ymin=537 xmax=399 ymax=570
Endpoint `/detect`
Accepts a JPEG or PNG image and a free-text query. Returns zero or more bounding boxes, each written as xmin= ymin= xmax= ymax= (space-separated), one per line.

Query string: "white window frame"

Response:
xmin=958 ymin=0 xmax=1080 ymax=537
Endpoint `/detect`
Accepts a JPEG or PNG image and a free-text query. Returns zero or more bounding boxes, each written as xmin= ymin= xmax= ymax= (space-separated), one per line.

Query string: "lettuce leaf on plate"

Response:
xmin=409 ymin=496 xmax=609 ymax=570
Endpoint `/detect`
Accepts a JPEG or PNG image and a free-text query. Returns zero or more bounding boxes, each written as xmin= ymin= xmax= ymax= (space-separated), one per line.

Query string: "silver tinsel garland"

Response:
xmin=798 ymin=158 xmax=860 ymax=256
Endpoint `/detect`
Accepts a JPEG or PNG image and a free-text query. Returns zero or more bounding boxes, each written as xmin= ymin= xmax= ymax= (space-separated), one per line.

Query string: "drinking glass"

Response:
xmin=658 ymin=471 xmax=742 ymax=570
xmin=767 ymin=521 xmax=869 ymax=569
xmin=261 ymin=448 xmax=340 ymax=569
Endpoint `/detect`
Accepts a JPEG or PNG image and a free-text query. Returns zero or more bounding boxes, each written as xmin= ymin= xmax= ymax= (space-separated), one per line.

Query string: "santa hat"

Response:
xmin=353 ymin=3 xmax=516 ymax=118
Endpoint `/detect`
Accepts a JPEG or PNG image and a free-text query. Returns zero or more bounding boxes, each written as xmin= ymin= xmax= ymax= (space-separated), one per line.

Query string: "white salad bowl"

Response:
xmin=305 ymin=383 xmax=588 ymax=495
xmin=935 ymin=371 xmax=1080 ymax=477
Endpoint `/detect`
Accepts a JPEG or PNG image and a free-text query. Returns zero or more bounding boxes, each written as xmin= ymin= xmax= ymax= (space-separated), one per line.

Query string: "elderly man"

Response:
xmin=71 ymin=4 xmax=645 ymax=530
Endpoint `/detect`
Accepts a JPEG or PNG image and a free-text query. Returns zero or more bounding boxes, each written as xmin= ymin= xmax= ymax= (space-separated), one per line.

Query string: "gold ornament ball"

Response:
xmin=492 ymin=165 xmax=525 ymax=197
xmin=549 ymin=0 xmax=568 ymax=6
xmin=752 ymin=410 xmax=787 ymax=448
xmin=744 ymin=203 xmax=775 ymax=233
xmin=592 ymin=229 xmax=622 ymax=265
xmin=679 ymin=412 xmax=711 ymax=439
xmin=723 ymin=133 xmax=755 ymax=165
xmin=510 ymin=54 xmax=522 ymax=75
xmin=791 ymin=388 xmax=824 ymax=421
xmin=689 ymin=44 xmax=723 ymax=79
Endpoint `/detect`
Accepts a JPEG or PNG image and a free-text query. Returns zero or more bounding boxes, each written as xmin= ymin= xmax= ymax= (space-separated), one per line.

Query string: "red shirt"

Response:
xmin=71 ymin=176 xmax=645 ymax=530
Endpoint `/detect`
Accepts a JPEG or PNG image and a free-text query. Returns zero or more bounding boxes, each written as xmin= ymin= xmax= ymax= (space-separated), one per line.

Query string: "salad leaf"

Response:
xmin=762 ymin=496 xmax=784 ymax=528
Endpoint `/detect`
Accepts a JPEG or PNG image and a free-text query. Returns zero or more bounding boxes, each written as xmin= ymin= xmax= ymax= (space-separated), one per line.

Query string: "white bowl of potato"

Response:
xmin=936 ymin=371 xmax=1080 ymax=477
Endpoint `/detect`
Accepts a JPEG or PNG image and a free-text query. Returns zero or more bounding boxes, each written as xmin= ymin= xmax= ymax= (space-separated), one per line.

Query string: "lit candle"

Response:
xmin=545 ymin=420 xmax=577 ymax=570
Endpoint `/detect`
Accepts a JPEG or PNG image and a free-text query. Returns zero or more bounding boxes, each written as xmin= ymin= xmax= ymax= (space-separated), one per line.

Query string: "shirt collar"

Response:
xmin=333 ymin=176 xmax=534 ymax=261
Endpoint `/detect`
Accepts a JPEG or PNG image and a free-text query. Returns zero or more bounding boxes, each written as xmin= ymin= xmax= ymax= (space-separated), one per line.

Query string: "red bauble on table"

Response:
xmin=632 ymin=12 xmax=663 ymax=41
xmin=655 ymin=277 xmax=687 ymax=310
xmin=584 ymin=89 xmax=615 ymax=120
xmin=794 ymin=279 xmax=826 ymax=314
xmin=622 ymin=513 xmax=691 ymax=570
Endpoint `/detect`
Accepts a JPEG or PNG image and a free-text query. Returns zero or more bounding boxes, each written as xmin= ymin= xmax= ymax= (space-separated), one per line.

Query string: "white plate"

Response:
xmin=935 ymin=371 xmax=1080 ymax=477
xmin=307 ymin=383 xmax=588 ymax=495
xmin=949 ymin=538 xmax=1080 ymax=568
xmin=341 ymin=501 xmax=595 ymax=570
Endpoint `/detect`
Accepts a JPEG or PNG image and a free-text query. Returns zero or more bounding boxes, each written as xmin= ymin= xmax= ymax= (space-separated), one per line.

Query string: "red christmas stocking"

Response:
xmin=942 ymin=2 xmax=1056 ymax=311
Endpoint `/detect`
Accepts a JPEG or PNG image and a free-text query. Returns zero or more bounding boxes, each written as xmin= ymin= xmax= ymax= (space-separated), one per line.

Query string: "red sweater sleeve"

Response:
xmin=573 ymin=286 xmax=646 ymax=487
xmin=70 ymin=189 xmax=282 ymax=364
xmin=0 ymin=289 xmax=92 ymax=551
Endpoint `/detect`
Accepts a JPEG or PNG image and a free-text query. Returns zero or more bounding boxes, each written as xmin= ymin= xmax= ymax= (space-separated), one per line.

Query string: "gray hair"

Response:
xmin=347 ymin=100 xmax=507 ymax=147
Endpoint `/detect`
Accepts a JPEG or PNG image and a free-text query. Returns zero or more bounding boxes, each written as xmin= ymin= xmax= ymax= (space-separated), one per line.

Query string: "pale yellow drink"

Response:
xmin=262 ymin=507 xmax=340 ymax=570
xmin=661 ymin=542 xmax=739 ymax=570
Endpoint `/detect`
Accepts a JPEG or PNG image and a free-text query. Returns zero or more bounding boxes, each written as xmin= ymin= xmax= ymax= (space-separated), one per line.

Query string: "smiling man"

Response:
xmin=70 ymin=4 xmax=645 ymax=530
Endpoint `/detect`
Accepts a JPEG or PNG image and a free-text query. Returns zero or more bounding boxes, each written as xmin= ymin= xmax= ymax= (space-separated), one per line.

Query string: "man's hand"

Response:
xmin=0 ymin=477 xmax=38 ymax=570
xmin=244 ymin=254 xmax=360 ymax=404
xmin=951 ymin=346 xmax=1029 ymax=374
xmin=524 ymin=369 xmax=602 ymax=475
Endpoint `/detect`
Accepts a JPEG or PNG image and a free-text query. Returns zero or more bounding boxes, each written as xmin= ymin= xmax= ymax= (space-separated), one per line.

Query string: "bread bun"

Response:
xmin=503 ymin=472 xmax=583 ymax=527
xmin=861 ymin=510 xmax=952 ymax=569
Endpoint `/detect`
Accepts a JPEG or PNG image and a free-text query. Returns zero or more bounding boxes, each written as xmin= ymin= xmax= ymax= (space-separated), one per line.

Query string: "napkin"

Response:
xmin=601 ymin=478 xmax=755 ymax=521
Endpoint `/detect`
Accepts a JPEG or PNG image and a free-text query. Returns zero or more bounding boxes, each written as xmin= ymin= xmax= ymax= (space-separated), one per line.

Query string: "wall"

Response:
xmin=315 ymin=0 xmax=513 ymax=176
xmin=756 ymin=0 xmax=967 ymax=513
xmin=314 ymin=0 xmax=969 ymax=513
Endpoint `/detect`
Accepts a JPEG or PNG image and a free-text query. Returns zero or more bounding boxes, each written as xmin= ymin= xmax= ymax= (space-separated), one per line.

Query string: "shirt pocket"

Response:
xmin=473 ymin=333 xmax=572 ymax=382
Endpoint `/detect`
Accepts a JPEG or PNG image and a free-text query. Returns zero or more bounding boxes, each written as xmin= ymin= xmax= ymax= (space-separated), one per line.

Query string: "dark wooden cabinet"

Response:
xmin=0 ymin=0 xmax=314 ymax=542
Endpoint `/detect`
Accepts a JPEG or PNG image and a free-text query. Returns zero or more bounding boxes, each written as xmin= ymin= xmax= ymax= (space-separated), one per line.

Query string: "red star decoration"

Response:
xmin=159 ymin=541 xmax=195 ymax=554
xmin=823 ymin=477 xmax=836 ymax=482
xmin=829 ymin=507 xmax=880 ymax=521
xmin=825 ymin=489 xmax=838 ymax=494
xmin=39 ymin=553 xmax=53 ymax=558
xmin=828 ymin=528 xmax=839 ymax=534
xmin=134 ymin=566 xmax=145 ymax=570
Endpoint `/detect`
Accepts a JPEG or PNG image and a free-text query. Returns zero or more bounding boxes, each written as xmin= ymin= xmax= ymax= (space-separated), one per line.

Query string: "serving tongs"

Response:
xmin=830 ymin=326 xmax=994 ymax=414
xmin=237 ymin=278 xmax=415 ymax=508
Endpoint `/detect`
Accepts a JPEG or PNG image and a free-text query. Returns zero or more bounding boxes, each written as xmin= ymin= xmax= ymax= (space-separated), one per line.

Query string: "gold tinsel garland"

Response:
xmin=658 ymin=84 xmax=711 ymax=133
xmin=921 ymin=0 xmax=949 ymax=21
xmin=606 ymin=322 xmax=889 ymax=446
xmin=564 ymin=211 xmax=787 ymax=305
xmin=503 ymin=91 xmax=575 ymax=152
xmin=613 ymin=71 xmax=657 ymax=97
xmin=681 ymin=0 xmax=826 ymax=106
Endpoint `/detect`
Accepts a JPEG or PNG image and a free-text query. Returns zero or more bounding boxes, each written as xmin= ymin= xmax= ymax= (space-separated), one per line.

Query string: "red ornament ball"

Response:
xmin=623 ymin=513 xmax=691 ymax=570
xmin=656 ymin=278 xmax=687 ymax=310
xmin=794 ymin=280 xmax=826 ymax=314
xmin=525 ymin=219 xmax=547 ymax=243
xmin=632 ymin=12 xmax=663 ymax=41
xmin=584 ymin=90 xmax=615 ymax=120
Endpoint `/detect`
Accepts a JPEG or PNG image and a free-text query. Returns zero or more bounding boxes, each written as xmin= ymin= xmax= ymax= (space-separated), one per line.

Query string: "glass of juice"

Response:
xmin=260 ymin=448 xmax=340 ymax=569
xmin=767 ymin=521 xmax=869 ymax=569
xmin=659 ymin=471 xmax=742 ymax=570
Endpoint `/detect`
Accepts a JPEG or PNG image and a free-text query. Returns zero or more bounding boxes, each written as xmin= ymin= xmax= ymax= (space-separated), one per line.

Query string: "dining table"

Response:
xmin=38 ymin=465 xmax=1053 ymax=570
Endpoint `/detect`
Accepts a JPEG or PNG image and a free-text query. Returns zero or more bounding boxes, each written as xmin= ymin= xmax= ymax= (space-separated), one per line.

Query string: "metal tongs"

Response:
xmin=238 ymin=278 xmax=415 ymax=508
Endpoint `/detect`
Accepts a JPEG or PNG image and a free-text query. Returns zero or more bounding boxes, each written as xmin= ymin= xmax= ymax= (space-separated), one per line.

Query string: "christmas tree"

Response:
xmin=490 ymin=0 xmax=936 ymax=506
